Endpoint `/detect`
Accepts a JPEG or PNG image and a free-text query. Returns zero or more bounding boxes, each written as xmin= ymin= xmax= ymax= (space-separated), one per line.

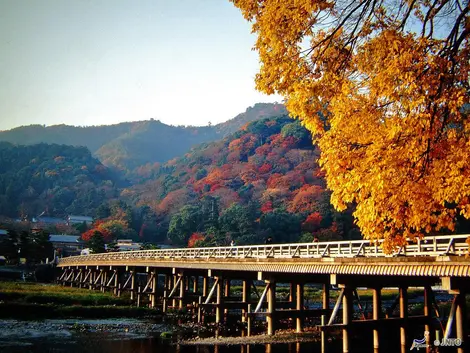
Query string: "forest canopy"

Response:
xmin=230 ymin=0 xmax=470 ymax=250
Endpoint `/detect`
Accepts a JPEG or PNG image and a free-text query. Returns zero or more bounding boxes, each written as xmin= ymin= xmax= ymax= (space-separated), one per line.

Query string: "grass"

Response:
xmin=0 ymin=281 xmax=159 ymax=319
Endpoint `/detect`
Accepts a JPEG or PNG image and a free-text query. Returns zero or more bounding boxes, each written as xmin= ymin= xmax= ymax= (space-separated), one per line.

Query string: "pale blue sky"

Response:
xmin=0 ymin=0 xmax=281 ymax=131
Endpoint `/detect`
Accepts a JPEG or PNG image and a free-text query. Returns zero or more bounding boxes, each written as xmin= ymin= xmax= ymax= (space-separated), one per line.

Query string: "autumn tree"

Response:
xmin=231 ymin=0 xmax=470 ymax=250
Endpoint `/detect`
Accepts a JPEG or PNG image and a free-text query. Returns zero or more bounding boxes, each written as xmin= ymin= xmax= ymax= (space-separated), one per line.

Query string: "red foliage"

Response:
xmin=302 ymin=212 xmax=323 ymax=231
xmin=259 ymin=163 xmax=272 ymax=174
xmin=81 ymin=220 xmax=112 ymax=242
xmin=255 ymin=144 xmax=271 ymax=156
xmin=281 ymin=136 xmax=298 ymax=148
xmin=188 ymin=232 xmax=205 ymax=247
xmin=288 ymin=185 xmax=324 ymax=213
xmin=261 ymin=201 xmax=273 ymax=213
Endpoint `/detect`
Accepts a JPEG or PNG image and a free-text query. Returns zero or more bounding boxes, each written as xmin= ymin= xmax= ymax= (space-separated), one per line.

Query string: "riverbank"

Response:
xmin=0 ymin=281 xmax=160 ymax=319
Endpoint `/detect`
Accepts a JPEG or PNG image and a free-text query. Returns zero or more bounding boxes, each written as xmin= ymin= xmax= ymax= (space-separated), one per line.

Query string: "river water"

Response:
xmin=0 ymin=318 xmax=358 ymax=353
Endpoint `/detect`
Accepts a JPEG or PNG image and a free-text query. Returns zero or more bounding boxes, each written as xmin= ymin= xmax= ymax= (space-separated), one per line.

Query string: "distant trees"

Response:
xmin=0 ymin=142 xmax=118 ymax=219
xmin=0 ymin=229 xmax=53 ymax=264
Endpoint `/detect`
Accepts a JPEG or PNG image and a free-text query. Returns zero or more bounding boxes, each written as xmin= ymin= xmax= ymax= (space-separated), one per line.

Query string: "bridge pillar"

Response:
xmin=373 ymin=287 xmax=382 ymax=353
xmin=77 ymin=269 xmax=83 ymax=288
xmin=113 ymin=269 xmax=119 ymax=296
xmin=163 ymin=274 xmax=169 ymax=313
xmin=150 ymin=269 xmax=157 ymax=308
xmin=342 ymin=285 xmax=353 ymax=353
xmin=130 ymin=270 xmax=135 ymax=301
xmin=101 ymin=269 xmax=107 ymax=293
xmin=289 ymin=283 xmax=295 ymax=303
xmin=89 ymin=268 xmax=94 ymax=290
xmin=215 ymin=276 xmax=224 ymax=324
xmin=193 ymin=276 xmax=199 ymax=293
xmin=179 ymin=273 xmax=185 ymax=309
xmin=423 ymin=285 xmax=433 ymax=350
xmin=203 ymin=276 xmax=208 ymax=297
xmin=456 ymin=291 xmax=467 ymax=353
xmin=172 ymin=275 xmax=177 ymax=307
xmin=323 ymin=282 xmax=330 ymax=311
xmin=399 ymin=286 xmax=408 ymax=353
xmin=242 ymin=280 xmax=251 ymax=323
xmin=296 ymin=282 xmax=304 ymax=333
xmin=224 ymin=279 xmax=231 ymax=315
xmin=266 ymin=280 xmax=276 ymax=335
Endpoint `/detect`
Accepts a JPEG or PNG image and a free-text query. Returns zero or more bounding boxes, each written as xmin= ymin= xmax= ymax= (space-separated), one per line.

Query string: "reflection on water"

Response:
xmin=0 ymin=322 xmax=408 ymax=353
xmin=0 ymin=333 xmax=344 ymax=353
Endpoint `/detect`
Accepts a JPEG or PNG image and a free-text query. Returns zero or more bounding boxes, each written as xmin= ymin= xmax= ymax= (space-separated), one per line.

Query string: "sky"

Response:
xmin=0 ymin=0 xmax=282 ymax=131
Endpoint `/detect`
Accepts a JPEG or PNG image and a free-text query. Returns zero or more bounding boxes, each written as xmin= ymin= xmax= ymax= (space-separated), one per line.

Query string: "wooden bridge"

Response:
xmin=58 ymin=234 xmax=470 ymax=353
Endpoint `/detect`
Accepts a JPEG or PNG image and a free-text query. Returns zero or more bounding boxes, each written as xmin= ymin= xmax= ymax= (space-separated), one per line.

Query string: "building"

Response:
xmin=67 ymin=215 xmax=93 ymax=226
xmin=49 ymin=234 xmax=85 ymax=256
xmin=32 ymin=216 xmax=66 ymax=225
xmin=115 ymin=239 xmax=141 ymax=252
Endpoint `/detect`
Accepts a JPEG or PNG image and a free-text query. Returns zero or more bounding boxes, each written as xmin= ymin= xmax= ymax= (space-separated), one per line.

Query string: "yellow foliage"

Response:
xmin=230 ymin=0 xmax=470 ymax=250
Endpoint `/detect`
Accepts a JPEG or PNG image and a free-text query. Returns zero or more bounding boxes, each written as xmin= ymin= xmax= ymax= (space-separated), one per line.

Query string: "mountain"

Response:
xmin=0 ymin=103 xmax=287 ymax=172
xmin=121 ymin=115 xmax=359 ymax=245
xmin=0 ymin=142 xmax=119 ymax=219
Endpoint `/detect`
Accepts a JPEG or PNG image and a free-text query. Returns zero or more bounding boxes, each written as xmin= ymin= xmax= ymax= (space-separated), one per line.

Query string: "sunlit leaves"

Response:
xmin=231 ymin=0 xmax=470 ymax=249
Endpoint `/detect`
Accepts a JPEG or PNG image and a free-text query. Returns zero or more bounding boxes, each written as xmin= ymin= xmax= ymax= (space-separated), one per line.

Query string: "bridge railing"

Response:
xmin=58 ymin=234 xmax=469 ymax=265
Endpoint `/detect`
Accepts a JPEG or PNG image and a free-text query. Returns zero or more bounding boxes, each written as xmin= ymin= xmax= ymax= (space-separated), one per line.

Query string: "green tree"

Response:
xmin=0 ymin=230 xmax=19 ymax=264
xmin=259 ymin=211 xmax=302 ymax=243
xmin=88 ymin=231 xmax=106 ymax=254
xmin=29 ymin=230 xmax=54 ymax=263
xmin=168 ymin=205 xmax=204 ymax=245
xmin=219 ymin=204 xmax=256 ymax=241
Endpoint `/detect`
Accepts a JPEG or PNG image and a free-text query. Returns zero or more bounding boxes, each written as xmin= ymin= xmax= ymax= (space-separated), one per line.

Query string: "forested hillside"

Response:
xmin=0 ymin=103 xmax=287 ymax=172
xmin=0 ymin=142 xmax=119 ymax=219
xmin=120 ymin=116 xmax=360 ymax=246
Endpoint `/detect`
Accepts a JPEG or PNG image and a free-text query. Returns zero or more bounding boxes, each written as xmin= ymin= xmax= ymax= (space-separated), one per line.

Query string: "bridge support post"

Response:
xmin=179 ymin=274 xmax=185 ymax=309
xmin=323 ymin=282 xmax=330 ymax=311
xmin=342 ymin=285 xmax=353 ymax=353
xmin=267 ymin=280 xmax=276 ymax=335
xmin=172 ymin=275 xmax=177 ymax=308
xmin=224 ymin=279 xmax=231 ymax=315
xmin=289 ymin=283 xmax=295 ymax=303
xmin=150 ymin=269 xmax=157 ymax=308
xmin=130 ymin=270 xmax=135 ymax=301
xmin=399 ymin=286 xmax=408 ymax=353
xmin=456 ymin=291 xmax=466 ymax=353
xmin=193 ymin=276 xmax=198 ymax=293
xmin=77 ymin=269 xmax=83 ymax=288
xmin=373 ymin=287 xmax=382 ymax=353
xmin=113 ymin=269 xmax=119 ymax=296
xmin=424 ymin=285 xmax=433 ymax=350
xmin=89 ymin=269 xmax=94 ymax=290
xmin=163 ymin=274 xmax=169 ymax=313
xmin=101 ymin=269 xmax=107 ymax=293
xmin=203 ymin=276 xmax=208 ymax=297
xmin=215 ymin=276 xmax=224 ymax=324
xmin=296 ymin=282 xmax=304 ymax=333
xmin=242 ymin=280 xmax=250 ymax=323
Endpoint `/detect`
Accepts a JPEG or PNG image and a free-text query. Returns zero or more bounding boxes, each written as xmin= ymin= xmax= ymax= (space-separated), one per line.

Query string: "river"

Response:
xmin=0 ymin=318 xmax=420 ymax=353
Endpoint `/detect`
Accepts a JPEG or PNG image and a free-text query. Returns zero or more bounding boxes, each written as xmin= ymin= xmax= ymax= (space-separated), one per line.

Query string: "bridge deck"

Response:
xmin=58 ymin=235 xmax=470 ymax=277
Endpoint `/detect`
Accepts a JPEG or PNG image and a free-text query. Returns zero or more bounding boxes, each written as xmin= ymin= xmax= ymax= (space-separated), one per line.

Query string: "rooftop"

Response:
xmin=49 ymin=235 xmax=82 ymax=243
